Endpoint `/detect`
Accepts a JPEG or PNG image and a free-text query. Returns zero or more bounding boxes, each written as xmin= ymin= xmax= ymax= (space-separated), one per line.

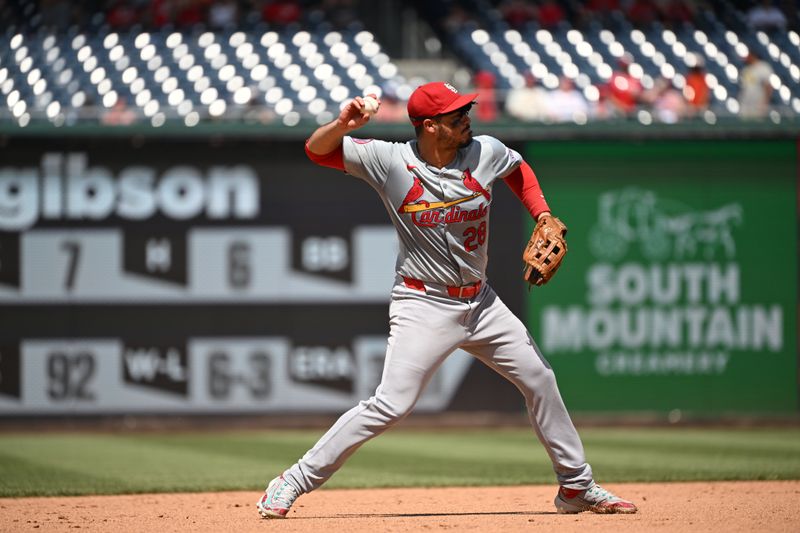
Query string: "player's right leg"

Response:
xmin=461 ymin=285 xmax=637 ymax=513
xmin=257 ymin=283 xmax=466 ymax=518
xmin=461 ymin=286 xmax=593 ymax=488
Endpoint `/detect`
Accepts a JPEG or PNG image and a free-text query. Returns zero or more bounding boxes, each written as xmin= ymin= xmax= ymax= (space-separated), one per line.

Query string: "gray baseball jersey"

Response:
xmin=343 ymin=134 xmax=520 ymax=286
xmin=281 ymin=133 xmax=593 ymax=497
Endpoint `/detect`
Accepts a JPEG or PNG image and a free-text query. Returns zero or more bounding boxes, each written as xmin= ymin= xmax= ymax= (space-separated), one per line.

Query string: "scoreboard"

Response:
xmin=0 ymin=137 xmax=524 ymax=415
xmin=0 ymin=226 xmax=398 ymax=302
xmin=4 ymin=337 xmax=472 ymax=414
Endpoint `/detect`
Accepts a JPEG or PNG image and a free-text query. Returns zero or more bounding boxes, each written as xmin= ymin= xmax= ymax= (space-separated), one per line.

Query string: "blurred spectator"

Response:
xmin=746 ymin=0 xmax=787 ymax=32
xmin=473 ymin=70 xmax=498 ymax=122
xmin=739 ymin=51 xmax=774 ymax=119
xmin=547 ymin=76 xmax=589 ymax=123
xmin=107 ymin=0 xmax=138 ymax=28
xmin=644 ymin=77 xmax=686 ymax=123
xmin=573 ymin=0 xmax=620 ymax=29
xmin=627 ymin=0 xmax=661 ymax=27
xmin=537 ymin=0 xmax=566 ymax=29
xmin=101 ymin=97 xmax=137 ymax=126
xmin=585 ymin=0 xmax=621 ymax=11
xmin=149 ymin=0 xmax=175 ymax=27
xmin=499 ymin=0 xmax=537 ymax=29
xmin=584 ymin=0 xmax=621 ymax=19
xmin=175 ymin=0 xmax=206 ymax=28
xmin=662 ymin=0 xmax=696 ymax=26
xmin=262 ymin=0 xmax=302 ymax=25
xmin=683 ymin=63 xmax=710 ymax=115
xmin=505 ymin=74 xmax=549 ymax=122
xmin=590 ymin=89 xmax=615 ymax=120
xmin=606 ymin=54 xmax=644 ymax=117
xmin=208 ymin=0 xmax=237 ymax=28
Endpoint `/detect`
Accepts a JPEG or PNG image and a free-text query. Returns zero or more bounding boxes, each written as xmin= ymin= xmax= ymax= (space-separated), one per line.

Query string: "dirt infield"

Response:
xmin=3 ymin=481 xmax=798 ymax=532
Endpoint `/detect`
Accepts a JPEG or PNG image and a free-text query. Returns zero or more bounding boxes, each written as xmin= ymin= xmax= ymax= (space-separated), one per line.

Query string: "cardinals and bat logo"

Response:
xmin=397 ymin=168 xmax=491 ymax=227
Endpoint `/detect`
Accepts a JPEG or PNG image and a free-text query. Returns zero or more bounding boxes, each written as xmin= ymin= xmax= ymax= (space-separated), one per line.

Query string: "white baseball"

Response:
xmin=362 ymin=95 xmax=379 ymax=116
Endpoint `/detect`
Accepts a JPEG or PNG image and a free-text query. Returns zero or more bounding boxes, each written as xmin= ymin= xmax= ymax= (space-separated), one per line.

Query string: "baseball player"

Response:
xmin=257 ymin=82 xmax=638 ymax=518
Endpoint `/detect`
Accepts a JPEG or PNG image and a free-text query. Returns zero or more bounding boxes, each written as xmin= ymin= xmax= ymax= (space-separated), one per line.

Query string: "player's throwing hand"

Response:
xmin=336 ymin=94 xmax=380 ymax=130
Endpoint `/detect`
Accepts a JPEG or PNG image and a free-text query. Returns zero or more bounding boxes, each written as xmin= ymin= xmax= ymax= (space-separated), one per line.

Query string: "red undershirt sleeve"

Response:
xmin=304 ymin=140 xmax=345 ymax=171
xmin=504 ymin=161 xmax=550 ymax=219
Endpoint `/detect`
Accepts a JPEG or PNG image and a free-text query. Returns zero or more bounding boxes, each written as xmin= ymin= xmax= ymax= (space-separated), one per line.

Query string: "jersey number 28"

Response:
xmin=463 ymin=221 xmax=487 ymax=252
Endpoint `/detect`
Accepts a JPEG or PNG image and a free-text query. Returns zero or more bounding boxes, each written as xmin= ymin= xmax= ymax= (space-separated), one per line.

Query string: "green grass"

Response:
xmin=1 ymin=427 xmax=799 ymax=497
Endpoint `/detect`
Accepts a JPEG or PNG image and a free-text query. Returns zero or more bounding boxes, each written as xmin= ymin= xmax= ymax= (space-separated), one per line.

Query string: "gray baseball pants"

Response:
xmin=283 ymin=280 xmax=593 ymax=494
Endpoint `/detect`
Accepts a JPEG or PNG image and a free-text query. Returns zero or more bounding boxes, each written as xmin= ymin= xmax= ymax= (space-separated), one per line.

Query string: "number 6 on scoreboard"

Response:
xmin=228 ymin=241 xmax=251 ymax=289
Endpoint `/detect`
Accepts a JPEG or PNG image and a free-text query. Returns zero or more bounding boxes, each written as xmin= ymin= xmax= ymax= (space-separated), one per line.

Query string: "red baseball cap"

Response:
xmin=407 ymin=82 xmax=478 ymax=126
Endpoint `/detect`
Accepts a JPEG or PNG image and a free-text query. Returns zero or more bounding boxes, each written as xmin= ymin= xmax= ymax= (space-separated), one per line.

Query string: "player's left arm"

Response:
xmin=504 ymin=162 xmax=551 ymax=221
xmin=479 ymin=135 xmax=551 ymax=220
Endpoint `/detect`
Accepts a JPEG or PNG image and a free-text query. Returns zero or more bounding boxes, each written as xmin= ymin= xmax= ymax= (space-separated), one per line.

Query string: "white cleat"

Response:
xmin=256 ymin=475 xmax=300 ymax=519
xmin=554 ymin=483 xmax=638 ymax=514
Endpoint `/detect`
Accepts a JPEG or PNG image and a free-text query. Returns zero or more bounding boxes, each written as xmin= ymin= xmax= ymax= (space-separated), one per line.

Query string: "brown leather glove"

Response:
xmin=522 ymin=214 xmax=568 ymax=286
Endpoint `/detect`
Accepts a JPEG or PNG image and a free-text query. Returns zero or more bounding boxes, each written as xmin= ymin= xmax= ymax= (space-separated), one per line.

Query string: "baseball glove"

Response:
xmin=522 ymin=214 xmax=568 ymax=286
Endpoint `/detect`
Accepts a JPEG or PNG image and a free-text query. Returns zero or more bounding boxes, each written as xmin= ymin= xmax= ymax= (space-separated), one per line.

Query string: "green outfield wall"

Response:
xmin=524 ymin=140 xmax=798 ymax=414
